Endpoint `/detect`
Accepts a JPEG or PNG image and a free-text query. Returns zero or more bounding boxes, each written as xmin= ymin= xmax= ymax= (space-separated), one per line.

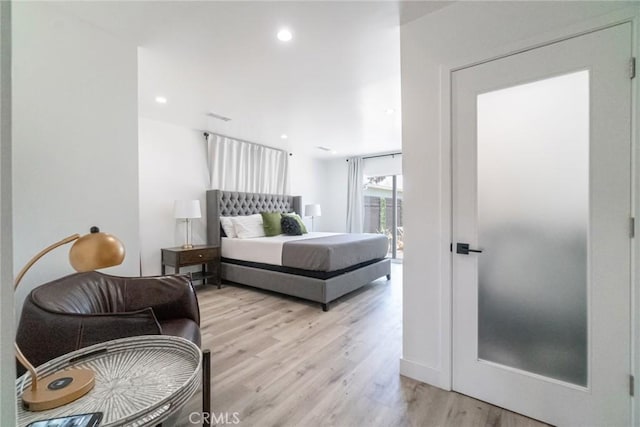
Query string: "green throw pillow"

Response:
xmin=283 ymin=213 xmax=308 ymax=234
xmin=261 ymin=212 xmax=282 ymax=236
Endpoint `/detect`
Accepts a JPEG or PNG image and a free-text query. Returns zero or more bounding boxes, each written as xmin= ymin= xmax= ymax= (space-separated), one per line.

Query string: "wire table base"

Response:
xmin=16 ymin=336 xmax=202 ymax=427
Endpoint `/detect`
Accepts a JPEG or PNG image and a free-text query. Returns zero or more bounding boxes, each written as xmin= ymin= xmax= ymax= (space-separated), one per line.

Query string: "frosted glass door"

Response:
xmin=451 ymin=23 xmax=632 ymax=426
xmin=477 ymin=71 xmax=589 ymax=386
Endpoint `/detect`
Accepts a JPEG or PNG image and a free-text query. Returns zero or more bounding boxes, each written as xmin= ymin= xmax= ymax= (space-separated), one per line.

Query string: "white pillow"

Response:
xmin=231 ymin=214 xmax=266 ymax=239
xmin=220 ymin=216 xmax=237 ymax=238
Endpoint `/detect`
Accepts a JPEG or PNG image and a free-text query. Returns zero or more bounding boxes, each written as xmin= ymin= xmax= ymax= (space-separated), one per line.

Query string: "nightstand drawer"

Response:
xmin=161 ymin=245 xmax=221 ymax=288
xmin=179 ymin=248 xmax=217 ymax=265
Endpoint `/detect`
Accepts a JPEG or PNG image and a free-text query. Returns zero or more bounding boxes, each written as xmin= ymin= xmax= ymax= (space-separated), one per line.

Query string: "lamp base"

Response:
xmin=22 ymin=368 xmax=95 ymax=411
xmin=181 ymin=244 xmax=194 ymax=249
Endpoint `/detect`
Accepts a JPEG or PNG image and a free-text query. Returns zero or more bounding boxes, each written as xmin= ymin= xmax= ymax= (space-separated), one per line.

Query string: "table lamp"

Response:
xmin=15 ymin=226 xmax=125 ymax=411
xmin=174 ymin=200 xmax=201 ymax=249
xmin=304 ymin=204 xmax=321 ymax=232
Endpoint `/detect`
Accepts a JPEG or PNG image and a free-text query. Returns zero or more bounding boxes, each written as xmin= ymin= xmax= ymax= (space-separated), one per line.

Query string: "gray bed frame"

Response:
xmin=206 ymin=189 xmax=391 ymax=311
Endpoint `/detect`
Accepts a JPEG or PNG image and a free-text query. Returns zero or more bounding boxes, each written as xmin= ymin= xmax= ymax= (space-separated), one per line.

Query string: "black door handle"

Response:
xmin=456 ymin=243 xmax=483 ymax=255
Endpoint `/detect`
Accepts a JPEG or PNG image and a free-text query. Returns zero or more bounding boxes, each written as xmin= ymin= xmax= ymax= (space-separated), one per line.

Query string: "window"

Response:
xmin=363 ymin=175 xmax=403 ymax=259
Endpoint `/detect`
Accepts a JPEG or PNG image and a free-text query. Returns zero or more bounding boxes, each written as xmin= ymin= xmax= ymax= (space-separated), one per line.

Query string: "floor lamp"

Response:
xmin=15 ymin=227 xmax=125 ymax=411
xmin=305 ymin=204 xmax=321 ymax=232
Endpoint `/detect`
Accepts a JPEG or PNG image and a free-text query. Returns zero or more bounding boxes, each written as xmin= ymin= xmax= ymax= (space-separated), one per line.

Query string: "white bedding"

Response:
xmin=221 ymin=232 xmax=340 ymax=266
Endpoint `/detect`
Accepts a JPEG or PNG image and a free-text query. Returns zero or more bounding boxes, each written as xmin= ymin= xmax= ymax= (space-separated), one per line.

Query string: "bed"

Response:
xmin=206 ymin=190 xmax=391 ymax=311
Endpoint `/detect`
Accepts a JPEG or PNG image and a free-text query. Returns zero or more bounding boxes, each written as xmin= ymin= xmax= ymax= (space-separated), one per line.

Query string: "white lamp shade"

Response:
xmin=304 ymin=204 xmax=321 ymax=217
xmin=174 ymin=200 xmax=201 ymax=219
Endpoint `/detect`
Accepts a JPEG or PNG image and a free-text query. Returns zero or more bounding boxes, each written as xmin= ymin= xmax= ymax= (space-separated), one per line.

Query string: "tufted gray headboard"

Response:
xmin=206 ymin=190 xmax=302 ymax=245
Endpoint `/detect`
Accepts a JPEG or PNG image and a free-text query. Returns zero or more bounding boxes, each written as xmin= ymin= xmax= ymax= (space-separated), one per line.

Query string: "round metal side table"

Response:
xmin=16 ymin=336 xmax=202 ymax=427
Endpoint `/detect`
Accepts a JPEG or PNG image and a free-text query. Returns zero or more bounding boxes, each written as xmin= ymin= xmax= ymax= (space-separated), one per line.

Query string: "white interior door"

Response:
xmin=452 ymin=24 xmax=633 ymax=426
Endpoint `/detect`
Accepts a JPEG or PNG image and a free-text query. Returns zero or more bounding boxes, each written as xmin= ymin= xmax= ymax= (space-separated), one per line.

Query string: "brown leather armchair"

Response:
xmin=16 ymin=271 xmax=201 ymax=375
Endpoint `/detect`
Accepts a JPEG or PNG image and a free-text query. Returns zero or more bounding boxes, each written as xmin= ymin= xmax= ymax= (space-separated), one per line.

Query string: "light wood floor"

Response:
xmin=177 ymin=264 xmax=548 ymax=427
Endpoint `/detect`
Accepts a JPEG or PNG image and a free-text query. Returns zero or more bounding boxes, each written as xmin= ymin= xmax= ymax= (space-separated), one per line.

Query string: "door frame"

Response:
xmin=0 ymin=1 xmax=15 ymax=425
xmin=435 ymin=4 xmax=640 ymax=423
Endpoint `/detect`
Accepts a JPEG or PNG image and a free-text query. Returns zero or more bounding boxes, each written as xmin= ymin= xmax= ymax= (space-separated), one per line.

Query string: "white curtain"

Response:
xmin=346 ymin=156 xmax=364 ymax=233
xmin=207 ymin=134 xmax=289 ymax=194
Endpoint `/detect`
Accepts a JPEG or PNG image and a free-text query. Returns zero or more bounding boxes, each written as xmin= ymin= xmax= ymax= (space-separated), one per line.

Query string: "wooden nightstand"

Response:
xmin=161 ymin=245 xmax=221 ymax=288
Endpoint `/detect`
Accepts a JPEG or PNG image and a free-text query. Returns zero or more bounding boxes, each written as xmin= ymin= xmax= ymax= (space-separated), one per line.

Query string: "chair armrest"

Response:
xmin=122 ymin=275 xmax=200 ymax=325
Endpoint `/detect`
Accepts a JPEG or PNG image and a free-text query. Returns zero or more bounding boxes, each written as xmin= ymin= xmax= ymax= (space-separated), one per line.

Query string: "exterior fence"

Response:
xmin=364 ymin=196 xmax=404 ymax=252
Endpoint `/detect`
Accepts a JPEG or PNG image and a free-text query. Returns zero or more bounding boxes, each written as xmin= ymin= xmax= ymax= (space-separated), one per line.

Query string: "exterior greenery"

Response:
xmin=379 ymin=197 xmax=387 ymax=233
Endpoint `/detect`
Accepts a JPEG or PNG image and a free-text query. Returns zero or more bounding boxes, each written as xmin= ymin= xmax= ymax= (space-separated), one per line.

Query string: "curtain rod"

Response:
xmin=202 ymin=131 xmax=292 ymax=156
xmin=346 ymin=152 xmax=402 ymax=162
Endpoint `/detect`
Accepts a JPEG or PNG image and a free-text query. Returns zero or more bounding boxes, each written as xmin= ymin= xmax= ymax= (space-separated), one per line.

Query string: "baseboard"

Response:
xmin=399 ymin=357 xmax=450 ymax=391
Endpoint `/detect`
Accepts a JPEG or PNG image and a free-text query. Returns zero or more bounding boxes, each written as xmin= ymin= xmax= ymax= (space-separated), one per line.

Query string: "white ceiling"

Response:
xmin=55 ymin=1 xmax=451 ymax=158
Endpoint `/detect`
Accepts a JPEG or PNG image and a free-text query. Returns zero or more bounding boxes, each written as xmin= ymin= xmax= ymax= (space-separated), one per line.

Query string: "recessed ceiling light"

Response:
xmin=281 ymin=134 xmax=288 ymax=140
xmin=385 ymin=108 xmax=395 ymax=115
xmin=277 ymin=29 xmax=293 ymax=42
xmin=330 ymin=150 xmax=337 ymax=155
xmin=155 ymin=96 xmax=167 ymax=104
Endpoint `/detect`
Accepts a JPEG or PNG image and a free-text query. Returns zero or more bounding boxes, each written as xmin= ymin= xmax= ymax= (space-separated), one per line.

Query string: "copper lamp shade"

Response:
xmin=69 ymin=227 xmax=125 ymax=272
xmin=15 ymin=226 xmax=125 ymax=411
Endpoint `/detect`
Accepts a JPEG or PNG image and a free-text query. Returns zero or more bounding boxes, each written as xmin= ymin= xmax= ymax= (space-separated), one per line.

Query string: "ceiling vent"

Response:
xmin=207 ymin=112 xmax=232 ymax=122
xmin=316 ymin=146 xmax=337 ymax=155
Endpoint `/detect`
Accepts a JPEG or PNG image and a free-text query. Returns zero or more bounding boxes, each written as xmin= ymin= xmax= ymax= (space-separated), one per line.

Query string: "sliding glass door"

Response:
xmin=363 ymin=175 xmax=403 ymax=259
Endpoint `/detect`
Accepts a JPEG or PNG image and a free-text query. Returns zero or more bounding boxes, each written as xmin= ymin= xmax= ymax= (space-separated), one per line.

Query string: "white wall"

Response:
xmin=12 ymin=2 xmax=140 ymax=315
xmin=400 ymin=0 xmax=638 ymax=390
xmin=0 ymin=1 xmax=14 ymax=424
xmin=138 ymin=118 xmax=209 ymax=275
xmin=138 ymin=118 xmax=325 ymax=274
xmin=288 ymin=150 xmax=323 ymax=231
xmin=316 ymin=157 xmax=348 ymax=233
